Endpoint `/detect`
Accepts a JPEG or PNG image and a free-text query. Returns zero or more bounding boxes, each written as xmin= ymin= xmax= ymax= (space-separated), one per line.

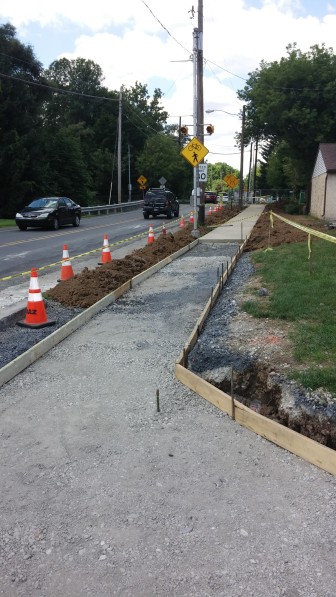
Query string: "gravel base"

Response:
xmin=0 ymin=302 xmax=84 ymax=369
xmin=0 ymin=244 xmax=336 ymax=596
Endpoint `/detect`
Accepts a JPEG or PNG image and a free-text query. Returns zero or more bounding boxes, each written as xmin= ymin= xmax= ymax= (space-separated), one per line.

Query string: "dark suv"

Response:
xmin=143 ymin=188 xmax=179 ymax=219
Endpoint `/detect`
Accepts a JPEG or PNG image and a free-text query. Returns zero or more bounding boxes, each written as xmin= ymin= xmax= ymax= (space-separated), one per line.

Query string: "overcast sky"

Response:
xmin=1 ymin=0 xmax=336 ymax=172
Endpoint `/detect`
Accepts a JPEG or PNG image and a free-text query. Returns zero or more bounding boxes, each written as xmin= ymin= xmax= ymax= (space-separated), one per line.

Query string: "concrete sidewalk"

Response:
xmin=0 ymin=232 xmax=335 ymax=596
xmin=0 ymin=205 xmax=265 ymax=328
xmin=200 ymin=204 xmax=265 ymax=243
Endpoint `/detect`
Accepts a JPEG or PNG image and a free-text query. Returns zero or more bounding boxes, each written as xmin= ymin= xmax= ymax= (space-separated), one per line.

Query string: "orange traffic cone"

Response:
xmin=162 ymin=224 xmax=166 ymax=237
xmin=147 ymin=224 xmax=155 ymax=244
xmin=189 ymin=211 xmax=194 ymax=224
xmin=98 ymin=234 xmax=112 ymax=265
xmin=58 ymin=244 xmax=74 ymax=281
xmin=179 ymin=215 xmax=185 ymax=228
xmin=17 ymin=269 xmax=55 ymax=329
xmin=208 ymin=206 xmax=213 ymax=216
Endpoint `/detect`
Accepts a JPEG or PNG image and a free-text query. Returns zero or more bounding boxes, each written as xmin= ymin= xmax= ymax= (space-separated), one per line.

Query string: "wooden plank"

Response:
xmin=175 ymin=363 xmax=336 ymax=476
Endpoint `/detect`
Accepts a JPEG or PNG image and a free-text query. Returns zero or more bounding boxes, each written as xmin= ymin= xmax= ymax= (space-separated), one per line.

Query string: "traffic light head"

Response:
xmin=206 ymin=124 xmax=215 ymax=135
xmin=180 ymin=125 xmax=189 ymax=135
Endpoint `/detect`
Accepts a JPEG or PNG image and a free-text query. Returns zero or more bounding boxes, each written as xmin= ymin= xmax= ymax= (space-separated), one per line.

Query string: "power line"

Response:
xmin=0 ymin=71 xmax=119 ymax=101
xmin=140 ymin=0 xmax=191 ymax=54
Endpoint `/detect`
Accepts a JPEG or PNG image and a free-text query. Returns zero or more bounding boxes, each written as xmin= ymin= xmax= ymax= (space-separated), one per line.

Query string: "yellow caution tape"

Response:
xmin=270 ymin=211 xmax=336 ymax=244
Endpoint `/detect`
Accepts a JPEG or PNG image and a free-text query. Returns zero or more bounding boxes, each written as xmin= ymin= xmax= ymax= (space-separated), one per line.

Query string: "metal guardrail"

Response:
xmin=81 ymin=200 xmax=144 ymax=215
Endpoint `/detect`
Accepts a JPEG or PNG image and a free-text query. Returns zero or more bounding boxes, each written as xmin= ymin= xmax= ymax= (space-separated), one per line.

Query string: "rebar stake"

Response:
xmin=156 ymin=388 xmax=160 ymax=413
xmin=231 ymin=366 xmax=235 ymax=420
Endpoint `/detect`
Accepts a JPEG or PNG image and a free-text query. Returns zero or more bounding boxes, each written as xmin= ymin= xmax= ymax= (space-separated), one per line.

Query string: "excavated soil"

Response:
xmin=46 ymin=204 xmax=327 ymax=308
xmin=46 ymin=204 xmax=336 ymax=450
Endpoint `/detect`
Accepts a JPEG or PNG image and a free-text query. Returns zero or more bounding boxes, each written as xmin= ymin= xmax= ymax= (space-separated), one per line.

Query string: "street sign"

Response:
xmin=198 ymin=163 xmax=208 ymax=182
xmin=181 ymin=137 xmax=209 ymax=167
xmin=139 ymin=184 xmax=147 ymax=190
xmin=158 ymin=176 xmax=167 ymax=186
xmin=137 ymin=175 xmax=147 ymax=185
xmin=224 ymin=174 xmax=238 ymax=189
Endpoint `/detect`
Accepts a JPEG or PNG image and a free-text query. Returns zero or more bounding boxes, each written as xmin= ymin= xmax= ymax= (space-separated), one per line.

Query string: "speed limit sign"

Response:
xmin=198 ymin=164 xmax=208 ymax=182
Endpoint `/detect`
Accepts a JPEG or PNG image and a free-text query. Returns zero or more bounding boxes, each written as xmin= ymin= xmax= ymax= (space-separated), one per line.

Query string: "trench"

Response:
xmin=210 ymin=363 xmax=336 ymax=451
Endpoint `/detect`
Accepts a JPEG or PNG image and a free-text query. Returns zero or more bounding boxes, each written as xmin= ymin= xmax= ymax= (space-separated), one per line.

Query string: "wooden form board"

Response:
xmin=175 ymin=364 xmax=336 ymax=475
xmin=174 ymin=237 xmax=336 ymax=476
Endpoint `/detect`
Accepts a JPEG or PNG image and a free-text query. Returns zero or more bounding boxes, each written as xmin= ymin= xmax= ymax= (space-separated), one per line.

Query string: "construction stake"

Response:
xmin=231 ymin=365 xmax=235 ymax=420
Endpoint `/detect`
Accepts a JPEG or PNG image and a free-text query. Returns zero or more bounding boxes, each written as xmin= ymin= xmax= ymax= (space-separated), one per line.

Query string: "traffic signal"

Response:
xmin=180 ymin=125 xmax=189 ymax=135
xmin=206 ymin=124 xmax=215 ymax=135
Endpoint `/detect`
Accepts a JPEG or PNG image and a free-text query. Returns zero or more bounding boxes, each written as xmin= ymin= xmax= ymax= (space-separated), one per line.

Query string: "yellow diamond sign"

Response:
xmin=137 ymin=175 xmax=147 ymax=185
xmin=181 ymin=137 xmax=209 ymax=167
xmin=224 ymin=174 xmax=238 ymax=189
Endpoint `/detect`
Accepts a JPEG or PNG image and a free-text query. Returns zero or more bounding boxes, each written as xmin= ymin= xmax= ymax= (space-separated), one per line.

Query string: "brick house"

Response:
xmin=310 ymin=143 xmax=336 ymax=220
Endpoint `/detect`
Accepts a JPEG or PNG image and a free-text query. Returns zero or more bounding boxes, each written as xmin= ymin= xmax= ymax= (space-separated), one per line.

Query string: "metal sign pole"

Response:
xmin=192 ymin=28 xmax=199 ymax=236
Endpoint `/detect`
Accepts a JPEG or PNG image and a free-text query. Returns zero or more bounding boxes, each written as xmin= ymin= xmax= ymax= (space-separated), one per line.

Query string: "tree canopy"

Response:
xmin=0 ymin=24 xmax=177 ymax=217
xmin=237 ymin=43 xmax=336 ymax=193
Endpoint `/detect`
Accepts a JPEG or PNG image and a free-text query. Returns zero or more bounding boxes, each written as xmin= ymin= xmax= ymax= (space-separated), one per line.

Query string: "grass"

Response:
xmin=0 ymin=219 xmax=16 ymax=227
xmin=243 ymin=239 xmax=336 ymax=394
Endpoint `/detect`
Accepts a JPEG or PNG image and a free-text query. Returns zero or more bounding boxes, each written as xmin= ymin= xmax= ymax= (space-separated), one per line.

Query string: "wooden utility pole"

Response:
xmin=238 ymin=105 xmax=246 ymax=208
xmin=197 ymin=0 xmax=205 ymax=225
xmin=118 ymin=89 xmax=122 ymax=204
xmin=253 ymin=136 xmax=259 ymax=203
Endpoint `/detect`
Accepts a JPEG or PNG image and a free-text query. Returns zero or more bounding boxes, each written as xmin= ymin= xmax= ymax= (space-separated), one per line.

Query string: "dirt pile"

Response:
xmin=46 ymin=206 xmax=242 ymax=308
xmin=46 ymin=204 xmax=329 ymax=310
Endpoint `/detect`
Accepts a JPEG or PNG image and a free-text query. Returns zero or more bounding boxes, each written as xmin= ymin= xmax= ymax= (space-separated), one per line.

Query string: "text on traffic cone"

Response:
xmin=17 ymin=269 xmax=55 ymax=329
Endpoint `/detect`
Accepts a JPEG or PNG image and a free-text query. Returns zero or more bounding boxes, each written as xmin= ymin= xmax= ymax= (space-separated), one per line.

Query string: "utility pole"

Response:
xmin=128 ymin=144 xmax=132 ymax=202
xmin=192 ymin=27 xmax=199 ymax=236
xmin=238 ymin=105 xmax=246 ymax=209
xmin=197 ymin=0 xmax=205 ymax=225
xmin=118 ymin=89 xmax=122 ymax=204
xmin=248 ymin=141 xmax=253 ymax=199
xmin=253 ymin=136 xmax=259 ymax=203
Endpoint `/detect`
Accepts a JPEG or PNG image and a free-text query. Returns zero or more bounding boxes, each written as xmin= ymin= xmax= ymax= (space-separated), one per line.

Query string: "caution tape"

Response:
xmin=270 ymin=211 xmax=336 ymax=244
xmin=0 ymin=222 xmax=178 ymax=282
xmin=269 ymin=210 xmax=336 ymax=259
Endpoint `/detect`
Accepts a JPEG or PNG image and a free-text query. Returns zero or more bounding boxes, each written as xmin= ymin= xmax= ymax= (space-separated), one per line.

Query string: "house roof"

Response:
xmin=318 ymin=143 xmax=336 ymax=172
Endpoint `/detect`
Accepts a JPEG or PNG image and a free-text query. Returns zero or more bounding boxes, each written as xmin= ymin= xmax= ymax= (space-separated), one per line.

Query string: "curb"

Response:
xmin=0 ymin=240 xmax=199 ymax=389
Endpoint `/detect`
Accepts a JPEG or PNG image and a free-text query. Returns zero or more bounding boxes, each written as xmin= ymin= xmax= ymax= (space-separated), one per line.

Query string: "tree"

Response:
xmin=237 ymin=43 xmax=336 ymax=194
xmin=135 ymin=134 xmax=190 ymax=199
xmin=0 ymin=24 xmax=47 ymax=216
xmin=206 ymin=162 xmax=239 ymax=194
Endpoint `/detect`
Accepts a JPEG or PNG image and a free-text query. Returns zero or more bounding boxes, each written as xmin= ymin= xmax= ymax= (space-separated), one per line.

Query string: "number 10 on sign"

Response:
xmin=199 ymin=164 xmax=208 ymax=182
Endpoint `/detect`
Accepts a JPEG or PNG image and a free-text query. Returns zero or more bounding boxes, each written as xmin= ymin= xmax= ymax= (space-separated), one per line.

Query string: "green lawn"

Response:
xmin=0 ymin=219 xmax=16 ymax=227
xmin=243 ymin=239 xmax=336 ymax=394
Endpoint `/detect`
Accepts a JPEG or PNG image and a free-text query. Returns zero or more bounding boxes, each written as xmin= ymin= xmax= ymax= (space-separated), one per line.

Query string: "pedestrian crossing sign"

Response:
xmin=181 ymin=137 xmax=209 ymax=167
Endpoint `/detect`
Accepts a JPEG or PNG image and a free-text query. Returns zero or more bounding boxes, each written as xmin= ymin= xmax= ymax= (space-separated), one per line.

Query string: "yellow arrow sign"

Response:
xmin=180 ymin=137 xmax=209 ymax=167
xmin=137 ymin=175 xmax=147 ymax=185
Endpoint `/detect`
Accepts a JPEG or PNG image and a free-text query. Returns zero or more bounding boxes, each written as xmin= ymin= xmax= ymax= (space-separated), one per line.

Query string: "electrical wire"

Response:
xmin=0 ymin=71 xmax=119 ymax=101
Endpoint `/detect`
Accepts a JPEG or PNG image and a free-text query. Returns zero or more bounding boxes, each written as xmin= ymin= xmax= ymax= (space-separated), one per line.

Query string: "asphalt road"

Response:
xmin=0 ymin=206 xmax=192 ymax=282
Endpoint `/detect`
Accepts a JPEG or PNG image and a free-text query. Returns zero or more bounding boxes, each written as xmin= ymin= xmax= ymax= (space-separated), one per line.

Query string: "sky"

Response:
xmin=1 ymin=0 xmax=336 ymax=175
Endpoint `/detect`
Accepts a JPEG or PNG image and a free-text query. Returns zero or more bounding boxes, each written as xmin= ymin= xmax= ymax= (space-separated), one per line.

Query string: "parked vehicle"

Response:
xmin=15 ymin=197 xmax=81 ymax=230
xmin=204 ymin=191 xmax=217 ymax=204
xmin=143 ymin=188 xmax=179 ymax=219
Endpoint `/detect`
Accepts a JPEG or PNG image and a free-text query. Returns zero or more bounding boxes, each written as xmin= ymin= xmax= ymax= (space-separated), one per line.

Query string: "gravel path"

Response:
xmin=0 ymin=243 xmax=335 ymax=597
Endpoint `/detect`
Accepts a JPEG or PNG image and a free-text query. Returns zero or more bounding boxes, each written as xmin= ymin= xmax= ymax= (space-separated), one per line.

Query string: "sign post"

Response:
xmin=181 ymin=137 xmax=209 ymax=234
